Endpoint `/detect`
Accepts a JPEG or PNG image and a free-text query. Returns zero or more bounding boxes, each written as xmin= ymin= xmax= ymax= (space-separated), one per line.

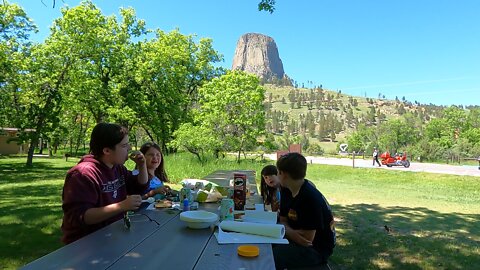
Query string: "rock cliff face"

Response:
xmin=232 ymin=33 xmax=287 ymax=83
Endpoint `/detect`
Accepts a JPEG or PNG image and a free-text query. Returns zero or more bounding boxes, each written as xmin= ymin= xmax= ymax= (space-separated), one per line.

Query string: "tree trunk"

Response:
xmin=48 ymin=141 xmax=52 ymax=157
xmin=75 ymin=114 xmax=84 ymax=155
xmin=62 ymin=139 xmax=68 ymax=151
xmin=83 ymin=116 xmax=90 ymax=153
xmin=237 ymin=149 xmax=241 ymax=163
xmin=144 ymin=127 xmax=154 ymax=142
xmin=186 ymin=147 xmax=202 ymax=163
xmin=161 ymin=141 xmax=167 ymax=154
xmin=195 ymin=152 xmax=202 ymax=163
xmin=26 ymin=136 xmax=38 ymax=167
xmin=38 ymin=137 xmax=43 ymax=154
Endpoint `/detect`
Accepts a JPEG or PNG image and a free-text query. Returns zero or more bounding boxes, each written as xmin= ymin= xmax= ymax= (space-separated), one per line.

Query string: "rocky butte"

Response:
xmin=232 ymin=33 xmax=290 ymax=85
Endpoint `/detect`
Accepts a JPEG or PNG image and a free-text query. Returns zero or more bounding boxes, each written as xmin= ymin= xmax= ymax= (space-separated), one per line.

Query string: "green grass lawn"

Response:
xmin=0 ymin=154 xmax=479 ymax=269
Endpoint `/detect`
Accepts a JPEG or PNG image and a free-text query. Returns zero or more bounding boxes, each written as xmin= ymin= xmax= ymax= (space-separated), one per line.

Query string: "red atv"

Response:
xmin=380 ymin=152 xmax=410 ymax=168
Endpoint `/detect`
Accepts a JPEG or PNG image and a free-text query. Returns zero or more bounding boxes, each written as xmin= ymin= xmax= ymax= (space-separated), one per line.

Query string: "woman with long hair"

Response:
xmin=260 ymin=165 xmax=281 ymax=212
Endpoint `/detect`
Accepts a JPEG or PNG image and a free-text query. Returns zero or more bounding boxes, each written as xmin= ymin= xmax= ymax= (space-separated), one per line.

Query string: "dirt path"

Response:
xmin=264 ymin=154 xmax=480 ymax=177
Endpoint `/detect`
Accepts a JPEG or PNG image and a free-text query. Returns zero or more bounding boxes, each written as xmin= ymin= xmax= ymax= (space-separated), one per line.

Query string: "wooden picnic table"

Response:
xmin=21 ymin=170 xmax=275 ymax=270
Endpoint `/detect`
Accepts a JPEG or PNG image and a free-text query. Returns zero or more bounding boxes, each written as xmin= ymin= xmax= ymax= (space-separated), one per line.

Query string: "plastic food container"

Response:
xmin=179 ymin=210 xmax=218 ymax=229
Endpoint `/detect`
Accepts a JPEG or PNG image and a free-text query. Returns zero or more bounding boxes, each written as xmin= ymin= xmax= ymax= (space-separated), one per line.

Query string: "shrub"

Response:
xmin=306 ymin=144 xmax=325 ymax=156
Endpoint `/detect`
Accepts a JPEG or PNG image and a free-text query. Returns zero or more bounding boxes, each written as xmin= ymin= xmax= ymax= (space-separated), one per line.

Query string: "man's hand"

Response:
xmin=131 ymin=151 xmax=148 ymax=185
xmin=129 ymin=151 xmax=146 ymax=167
xmin=143 ymin=186 xmax=172 ymax=198
xmin=121 ymin=195 xmax=142 ymax=211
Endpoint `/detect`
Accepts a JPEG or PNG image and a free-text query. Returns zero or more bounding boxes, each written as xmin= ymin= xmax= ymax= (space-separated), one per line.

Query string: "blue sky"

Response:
xmin=12 ymin=0 xmax=480 ymax=106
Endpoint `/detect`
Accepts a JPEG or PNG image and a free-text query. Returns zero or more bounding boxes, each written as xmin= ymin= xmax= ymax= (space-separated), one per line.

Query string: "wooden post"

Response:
xmin=352 ymin=151 xmax=355 ymax=168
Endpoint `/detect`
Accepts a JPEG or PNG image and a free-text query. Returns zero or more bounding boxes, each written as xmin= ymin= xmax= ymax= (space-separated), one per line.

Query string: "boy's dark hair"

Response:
xmin=276 ymin=152 xmax=307 ymax=180
xmin=90 ymin=123 xmax=128 ymax=157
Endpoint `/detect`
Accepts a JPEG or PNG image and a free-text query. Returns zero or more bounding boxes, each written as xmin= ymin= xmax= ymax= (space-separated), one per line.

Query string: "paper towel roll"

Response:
xmin=219 ymin=220 xmax=285 ymax=239
xmin=243 ymin=210 xmax=278 ymax=224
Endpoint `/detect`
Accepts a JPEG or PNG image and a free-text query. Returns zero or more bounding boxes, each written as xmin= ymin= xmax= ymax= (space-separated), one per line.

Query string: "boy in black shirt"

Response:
xmin=274 ymin=152 xmax=336 ymax=269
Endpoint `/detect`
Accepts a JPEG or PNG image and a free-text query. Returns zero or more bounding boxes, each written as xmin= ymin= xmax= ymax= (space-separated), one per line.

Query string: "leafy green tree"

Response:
xmin=462 ymin=128 xmax=480 ymax=146
xmin=20 ymin=42 xmax=73 ymax=166
xmin=346 ymin=123 xmax=378 ymax=154
xmin=49 ymin=2 xmax=147 ymax=125
xmin=466 ymin=108 xmax=480 ymax=129
xmin=262 ymin=132 xmax=277 ymax=151
xmin=121 ymin=29 xmax=222 ymax=147
xmin=0 ymin=2 xmax=37 ymax=127
xmin=196 ymin=71 xmax=266 ymax=162
xmin=424 ymin=118 xmax=454 ymax=148
xmin=346 ymin=132 xmax=365 ymax=153
xmin=169 ymin=123 xmax=221 ymax=163
xmin=442 ymin=106 xmax=467 ymax=134
xmin=0 ymin=3 xmax=71 ymax=166
xmin=378 ymin=119 xmax=415 ymax=153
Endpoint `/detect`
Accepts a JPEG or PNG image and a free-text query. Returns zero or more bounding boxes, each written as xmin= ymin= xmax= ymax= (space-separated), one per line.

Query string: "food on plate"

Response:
xmin=154 ymin=200 xmax=172 ymax=208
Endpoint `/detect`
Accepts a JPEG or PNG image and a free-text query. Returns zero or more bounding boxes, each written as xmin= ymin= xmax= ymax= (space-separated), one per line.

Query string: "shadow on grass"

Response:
xmin=0 ymin=160 xmax=75 ymax=185
xmin=0 ymin=184 xmax=64 ymax=269
xmin=330 ymin=204 xmax=480 ymax=270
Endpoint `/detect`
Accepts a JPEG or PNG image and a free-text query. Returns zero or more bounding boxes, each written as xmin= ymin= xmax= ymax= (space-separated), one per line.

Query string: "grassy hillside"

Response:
xmin=264 ymin=84 xmax=421 ymax=124
xmin=262 ymin=84 xmax=441 ymax=153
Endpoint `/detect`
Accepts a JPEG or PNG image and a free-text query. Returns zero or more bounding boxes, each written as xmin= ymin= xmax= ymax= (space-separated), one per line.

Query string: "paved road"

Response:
xmin=264 ymin=154 xmax=480 ymax=177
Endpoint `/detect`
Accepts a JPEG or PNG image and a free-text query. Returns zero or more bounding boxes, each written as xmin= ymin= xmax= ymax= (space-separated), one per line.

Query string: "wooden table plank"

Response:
xmin=194 ymin=241 xmax=275 ymax=270
xmin=21 ymin=209 xmax=178 ymax=270
xmin=107 ymin=214 xmax=214 ymax=270
xmin=193 ymin=170 xmax=276 ymax=270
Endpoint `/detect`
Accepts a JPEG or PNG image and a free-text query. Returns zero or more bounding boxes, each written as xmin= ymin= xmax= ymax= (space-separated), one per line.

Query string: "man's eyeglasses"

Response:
xmin=124 ymin=211 xmax=160 ymax=230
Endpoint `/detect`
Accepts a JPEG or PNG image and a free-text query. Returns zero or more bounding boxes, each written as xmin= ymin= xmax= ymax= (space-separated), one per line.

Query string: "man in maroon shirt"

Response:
xmin=61 ymin=123 xmax=149 ymax=244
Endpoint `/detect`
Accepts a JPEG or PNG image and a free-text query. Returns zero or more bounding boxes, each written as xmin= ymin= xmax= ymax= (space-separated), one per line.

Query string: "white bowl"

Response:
xmin=180 ymin=210 xmax=219 ymax=229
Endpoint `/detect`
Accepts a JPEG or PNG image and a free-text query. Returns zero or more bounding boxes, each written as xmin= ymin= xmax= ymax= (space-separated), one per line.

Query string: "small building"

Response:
xmin=0 ymin=128 xmax=30 ymax=155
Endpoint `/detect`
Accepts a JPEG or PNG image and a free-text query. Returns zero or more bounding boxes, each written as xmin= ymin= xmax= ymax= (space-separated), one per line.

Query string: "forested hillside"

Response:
xmin=263 ymin=84 xmax=480 ymax=161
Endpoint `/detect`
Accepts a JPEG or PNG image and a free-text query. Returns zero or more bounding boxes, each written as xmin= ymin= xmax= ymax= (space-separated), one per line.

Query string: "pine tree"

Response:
xmin=330 ymin=131 xmax=336 ymax=142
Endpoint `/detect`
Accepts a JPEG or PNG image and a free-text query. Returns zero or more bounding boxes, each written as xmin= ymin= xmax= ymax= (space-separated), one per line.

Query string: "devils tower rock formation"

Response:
xmin=232 ymin=33 xmax=289 ymax=84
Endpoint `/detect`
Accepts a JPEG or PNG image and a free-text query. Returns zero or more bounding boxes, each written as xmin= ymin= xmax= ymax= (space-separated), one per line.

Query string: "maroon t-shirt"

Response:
xmin=61 ymin=155 xmax=148 ymax=244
